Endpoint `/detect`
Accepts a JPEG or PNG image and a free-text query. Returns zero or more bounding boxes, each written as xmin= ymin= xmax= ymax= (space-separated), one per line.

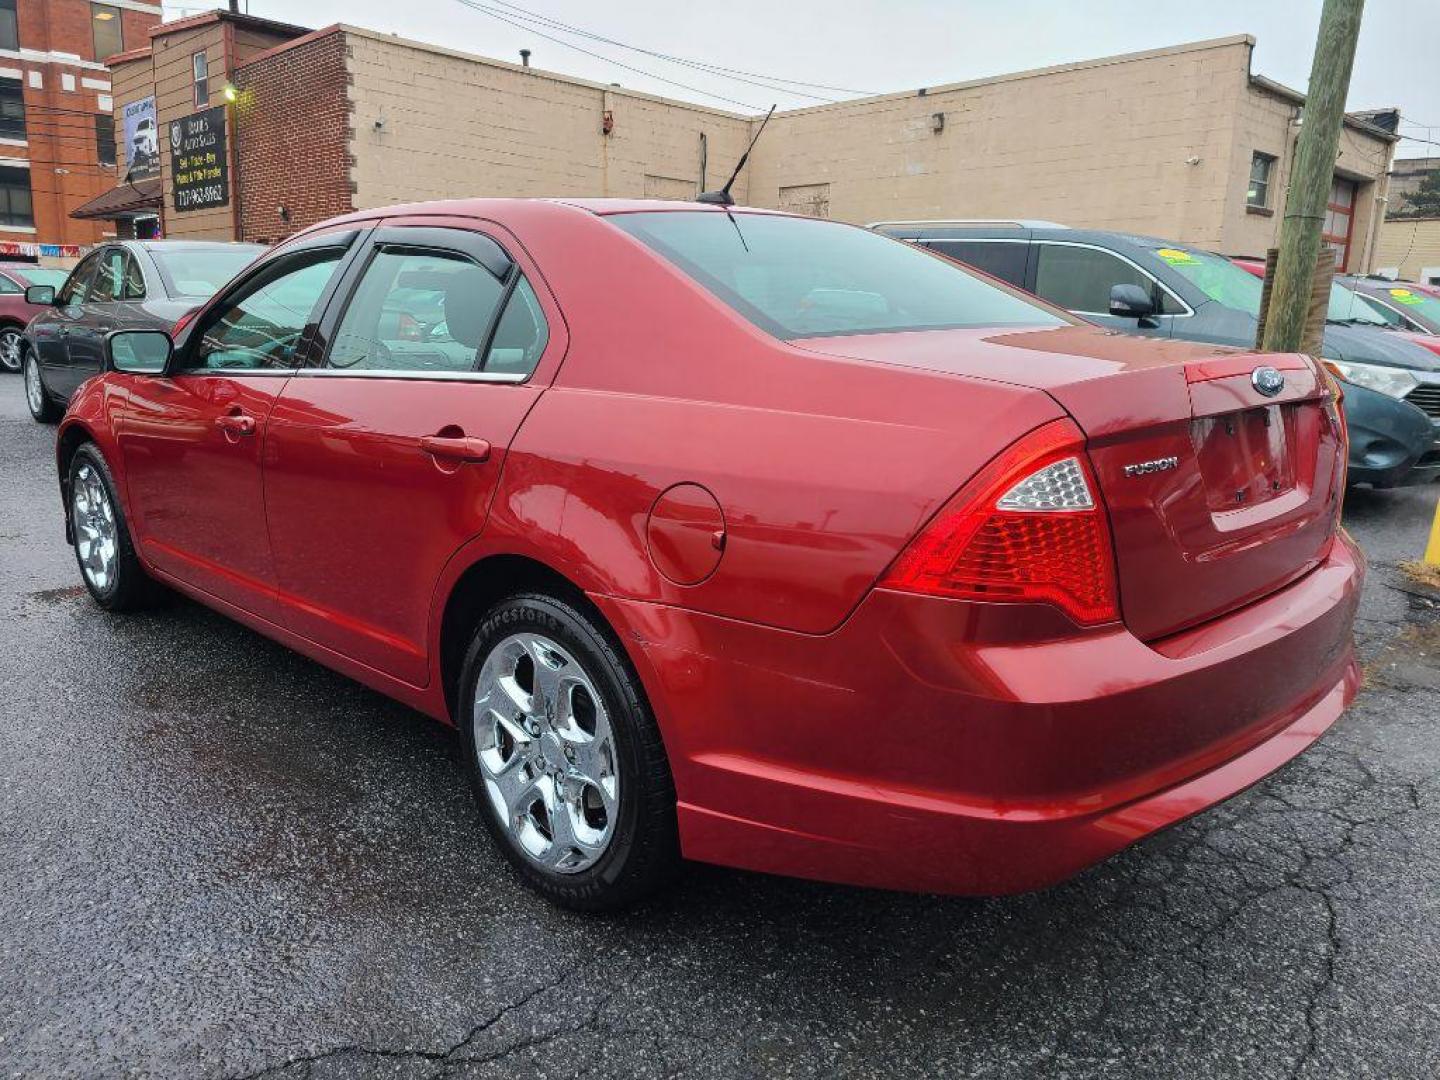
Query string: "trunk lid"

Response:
xmin=794 ymin=326 xmax=1345 ymax=640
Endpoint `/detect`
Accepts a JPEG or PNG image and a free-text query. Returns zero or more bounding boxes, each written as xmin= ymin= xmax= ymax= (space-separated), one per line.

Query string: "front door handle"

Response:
xmin=216 ymin=412 xmax=257 ymax=438
xmin=419 ymin=433 xmax=492 ymax=463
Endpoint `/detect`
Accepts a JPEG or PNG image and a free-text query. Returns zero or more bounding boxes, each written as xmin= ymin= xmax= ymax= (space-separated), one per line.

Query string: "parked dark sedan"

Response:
xmin=22 ymin=240 xmax=264 ymax=422
xmin=872 ymin=222 xmax=1440 ymax=487
xmin=0 ymin=264 xmax=70 ymax=373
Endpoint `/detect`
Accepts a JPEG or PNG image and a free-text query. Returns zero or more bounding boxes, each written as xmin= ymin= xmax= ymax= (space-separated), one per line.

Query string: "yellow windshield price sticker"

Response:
xmin=1388 ymin=288 xmax=1423 ymax=306
xmin=1156 ymin=248 xmax=1199 ymax=266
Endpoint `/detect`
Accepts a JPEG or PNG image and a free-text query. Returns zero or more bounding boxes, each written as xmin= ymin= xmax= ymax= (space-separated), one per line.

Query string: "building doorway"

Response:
xmin=1323 ymin=178 xmax=1358 ymax=271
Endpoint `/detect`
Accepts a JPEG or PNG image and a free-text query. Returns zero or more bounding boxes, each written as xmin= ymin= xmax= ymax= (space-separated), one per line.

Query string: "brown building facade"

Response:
xmin=0 ymin=0 xmax=159 ymax=262
xmin=97 ymin=21 xmax=1400 ymax=274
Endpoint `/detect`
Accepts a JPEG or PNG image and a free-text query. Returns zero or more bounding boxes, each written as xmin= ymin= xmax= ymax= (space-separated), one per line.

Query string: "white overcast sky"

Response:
xmin=163 ymin=0 xmax=1439 ymax=160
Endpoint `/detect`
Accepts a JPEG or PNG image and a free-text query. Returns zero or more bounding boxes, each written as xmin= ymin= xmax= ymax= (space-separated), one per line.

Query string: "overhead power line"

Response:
xmin=452 ymin=0 xmax=764 ymax=110
xmin=481 ymin=0 xmax=877 ymax=99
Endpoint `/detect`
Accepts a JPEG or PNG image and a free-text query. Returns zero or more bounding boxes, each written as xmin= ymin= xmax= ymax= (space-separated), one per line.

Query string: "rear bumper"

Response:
xmin=595 ymin=534 xmax=1363 ymax=895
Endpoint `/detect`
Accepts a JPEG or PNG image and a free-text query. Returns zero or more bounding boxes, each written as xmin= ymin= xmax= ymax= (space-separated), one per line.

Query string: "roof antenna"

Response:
xmin=697 ymin=104 xmax=775 ymax=206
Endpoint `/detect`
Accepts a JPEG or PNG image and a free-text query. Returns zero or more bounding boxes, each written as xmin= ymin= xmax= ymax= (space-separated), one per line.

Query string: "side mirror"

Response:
xmin=106 ymin=329 xmax=173 ymax=374
xmin=1109 ymin=283 xmax=1155 ymax=319
xmin=25 ymin=285 xmax=56 ymax=306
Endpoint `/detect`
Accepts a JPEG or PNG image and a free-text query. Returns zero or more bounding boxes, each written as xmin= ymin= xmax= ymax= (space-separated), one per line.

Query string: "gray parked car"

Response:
xmin=21 ymin=240 xmax=265 ymax=422
xmin=872 ymin=221 xmax=1440 ymax=487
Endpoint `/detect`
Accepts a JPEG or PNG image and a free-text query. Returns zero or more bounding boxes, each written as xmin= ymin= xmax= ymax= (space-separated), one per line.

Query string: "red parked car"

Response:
xmin=0 ymin=263 xmax=69 ymax=373
xmin=58 ymin=201 xmax=1361 ymax=909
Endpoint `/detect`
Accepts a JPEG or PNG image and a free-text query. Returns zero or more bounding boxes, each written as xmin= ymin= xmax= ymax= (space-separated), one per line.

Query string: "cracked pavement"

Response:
xmin=1 ymin=376 xmax=1437 ymax=1079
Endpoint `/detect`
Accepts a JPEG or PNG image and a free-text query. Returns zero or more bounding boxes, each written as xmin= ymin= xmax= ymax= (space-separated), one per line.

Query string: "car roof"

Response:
xmin=132 ymin=240 xmax=265 ymax=252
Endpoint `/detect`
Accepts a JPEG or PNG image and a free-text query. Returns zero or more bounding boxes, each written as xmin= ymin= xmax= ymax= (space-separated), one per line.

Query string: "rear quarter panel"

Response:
xmin=488 ymin=206 xmax=1065 ymax=633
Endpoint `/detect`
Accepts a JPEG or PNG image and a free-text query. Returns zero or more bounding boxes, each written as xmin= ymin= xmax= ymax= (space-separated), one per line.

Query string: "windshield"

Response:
xmin=152 ymin=247 xmax=262 ymax=298
xmin=1325 ymin=282 xmax=1390 ymax=325
xmin=17 ymin=268 xmax=68 ymax=289
xmin=609 ymin=211 xmax=1066 ymax=340
xmin=1150 ymin=246 xmax=1265 ymax=315
xmin=1367 ymin=284 xmax=1440 ymax=328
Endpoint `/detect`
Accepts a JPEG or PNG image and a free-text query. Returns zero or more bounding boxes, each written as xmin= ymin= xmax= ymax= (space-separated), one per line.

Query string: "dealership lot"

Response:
xmin=0 ymin=375 xmax=1437 ymax=1079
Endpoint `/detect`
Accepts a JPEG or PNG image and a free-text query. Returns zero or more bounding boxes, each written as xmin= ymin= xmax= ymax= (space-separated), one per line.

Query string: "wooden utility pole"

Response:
xmin=1261 ymin=0 xmax=1366 ymax=354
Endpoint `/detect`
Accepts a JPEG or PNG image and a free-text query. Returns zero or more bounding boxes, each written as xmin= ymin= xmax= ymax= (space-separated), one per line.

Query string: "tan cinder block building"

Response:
xmin=751 ymin=36 xmax=1397 ymax=272
xmin=1374 ymin=218 xmax=1440 ymax=284
xmin=96 ymin=22 xmax=1399 ymax=273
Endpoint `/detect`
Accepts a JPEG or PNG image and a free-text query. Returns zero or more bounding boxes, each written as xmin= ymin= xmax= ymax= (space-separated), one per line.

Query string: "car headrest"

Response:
xmin=442 ymin=266 xmax=493 ymax=349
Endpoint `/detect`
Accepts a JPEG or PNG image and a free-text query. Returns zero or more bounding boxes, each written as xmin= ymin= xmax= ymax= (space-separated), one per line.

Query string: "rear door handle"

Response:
xmin=419 ymin=433 xmax=492 ymax=463
xmin=216 ymin=413 xmax=256 ymax=437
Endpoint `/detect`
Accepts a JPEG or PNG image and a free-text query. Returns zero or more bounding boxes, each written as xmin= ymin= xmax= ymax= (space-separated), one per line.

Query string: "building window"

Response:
xmin=91 ymin=4 xmax=124 ymax=62
xmin=0 ymin=165 xmax=33 ymax=228
xmin=192 ymin=51 xmax=209 ymax=108
xmin=96 ymin=114 xmax=116 ymax=166
xmin=0 ymin=77 xmax=24 ymax=141
xmin=0 ymin=0 xmax=18 ymax=53
xmin=1247 ymin=152 xmax=1276 ymax=208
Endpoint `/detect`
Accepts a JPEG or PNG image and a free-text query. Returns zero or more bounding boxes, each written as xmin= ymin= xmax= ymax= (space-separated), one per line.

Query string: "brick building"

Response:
xmin=94 ymin=20 xmax=1400 ymax=273
xmin=0 ymin=0 xmax=159 ymax=262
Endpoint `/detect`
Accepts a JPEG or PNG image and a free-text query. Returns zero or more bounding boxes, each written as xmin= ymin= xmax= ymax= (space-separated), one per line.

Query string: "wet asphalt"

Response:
xmin=0 ymin=374 xmax=1437 ymax=1080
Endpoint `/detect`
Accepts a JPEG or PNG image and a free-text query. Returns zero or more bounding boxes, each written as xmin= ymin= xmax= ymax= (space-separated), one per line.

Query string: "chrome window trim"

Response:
xmin=296 ymin=367 xmax=528 ymax=384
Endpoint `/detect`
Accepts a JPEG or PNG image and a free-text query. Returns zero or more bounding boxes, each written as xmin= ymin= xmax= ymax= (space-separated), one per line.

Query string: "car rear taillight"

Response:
xmin=880 ymin=419 xmax=1119 ymax=626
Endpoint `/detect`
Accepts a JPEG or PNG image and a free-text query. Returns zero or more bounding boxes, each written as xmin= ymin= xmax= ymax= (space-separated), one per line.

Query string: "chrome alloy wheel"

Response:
xmin=473 ymin=632 xmax=619 ymax=873
xmin=72 ymin=462 xmax=118 ymax=593
xmin=0 ymin=328 xmax=21 ymax=372
xmin=24 ymin=352 xmax=44 ymax=414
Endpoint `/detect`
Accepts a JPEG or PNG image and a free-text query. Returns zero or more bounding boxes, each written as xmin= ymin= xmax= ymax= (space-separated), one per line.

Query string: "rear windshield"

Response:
xmin=609 ymin=211 xmax=1065 ymax=340
xmin=151 ymin=247 xmax=262 ymax=298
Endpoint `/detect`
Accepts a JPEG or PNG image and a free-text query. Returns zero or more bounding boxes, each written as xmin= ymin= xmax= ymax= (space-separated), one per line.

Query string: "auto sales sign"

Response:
xmin=170 ymin=106 xmax=229 ymax=212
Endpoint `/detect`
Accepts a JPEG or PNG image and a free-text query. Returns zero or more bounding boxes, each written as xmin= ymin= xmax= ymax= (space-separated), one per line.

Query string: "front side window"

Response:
xmin=0 ymin=77 xmax=25 ymax=141
xmin=610 ymin=211 xmax=1064 ymax=340
xmin=192 ymin=51 xmax=209 ymax=108
xmin=0 ymin=0 xmax=17 ymax=54
xmin=189 ymin=250 xmax=344 ymax=371
xmin=1033 ymin=243 xmax=1162 ymax=315
xmin=1248 ymin=152 xmax=1276 ymax=208
xmin=58 ymin=253 xmax=102 ymax=307
xmin=91 ymin=3 xmax=124 ymax=62
xmin=925 ymin=240 xmax=1029 ymax=287
xmin=329 ymin=248 xmax=507 ymax=373
xmin=89 ymin=248 xmax=127 ymax=302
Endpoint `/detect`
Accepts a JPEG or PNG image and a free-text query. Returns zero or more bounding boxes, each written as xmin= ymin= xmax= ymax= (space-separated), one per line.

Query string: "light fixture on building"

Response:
xmin=93 ymin=9 xmax=115 ymax=19
xmin=931 ymin=112 xmax=945 ymax=134
xmin=278 ymin=205 xmax=290 ymax=223
xmin=223 ymin=83 xmax=239 ymax=103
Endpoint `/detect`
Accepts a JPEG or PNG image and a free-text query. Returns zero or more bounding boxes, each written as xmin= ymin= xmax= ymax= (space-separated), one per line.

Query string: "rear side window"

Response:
xmin=1034 ymin=244 xmax=1160 ymax=315
xmin=926 ymin=240 xmax=1029 ymax=287
xmin=610 ymin=211 xmax=1063 ymax=340
xmin=329 ymin=248 xmax=506 ymax=374
xmin=485 ymin=278 xmax=549 ymax=375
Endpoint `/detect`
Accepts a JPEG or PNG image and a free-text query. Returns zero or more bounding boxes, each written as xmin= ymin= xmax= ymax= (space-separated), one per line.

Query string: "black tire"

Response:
xmin=67 ymin=443 xmax=158 ymax=612
xmin=23 ymin=346 xmax=61 ymax=423
xmin=0 ymin=324 xmax=22 ymax=373
xmin=458 ymin=592 xmax=680 ymax=911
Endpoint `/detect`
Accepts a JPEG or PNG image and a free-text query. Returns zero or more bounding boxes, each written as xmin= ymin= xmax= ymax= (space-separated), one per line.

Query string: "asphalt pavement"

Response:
xmin=1 ymin=374 xmax=1437 ymax=1080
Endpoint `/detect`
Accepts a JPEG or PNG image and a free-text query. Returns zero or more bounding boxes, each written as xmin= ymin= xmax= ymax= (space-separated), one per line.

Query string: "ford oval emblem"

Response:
xmin=1251 ymin=366 xmax=1285 ymax=397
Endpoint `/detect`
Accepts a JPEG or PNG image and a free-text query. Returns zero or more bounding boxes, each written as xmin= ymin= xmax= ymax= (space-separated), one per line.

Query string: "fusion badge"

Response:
xmin=1123 ymin=456 xmax=1180 ymax=478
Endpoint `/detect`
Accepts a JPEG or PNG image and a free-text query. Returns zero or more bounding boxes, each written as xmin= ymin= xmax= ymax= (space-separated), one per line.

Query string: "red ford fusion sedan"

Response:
xmin=57 ymin=199 xmax=1361 ymax=910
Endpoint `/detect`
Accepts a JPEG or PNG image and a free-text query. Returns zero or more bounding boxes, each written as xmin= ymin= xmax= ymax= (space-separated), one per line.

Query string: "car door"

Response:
xmin=264 ymin=221 xmax=561 ymax=686
xmin=1031 ymin=241 xmax=1181 ymax=338
xmin=65 ymin=246 xmax=129 ymax=395
xmin=32 ymin=252 xmax=99 ymax=397
xmin=115 ymin=234 xmax=360 ymax=622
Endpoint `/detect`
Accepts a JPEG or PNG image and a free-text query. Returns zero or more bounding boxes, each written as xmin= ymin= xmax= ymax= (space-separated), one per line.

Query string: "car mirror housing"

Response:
xmin=1109 ymin=283 xmax=1155 ymax=319
xmin=25 ymin=285 xmax=56 ymax=306
xmin=107 ymin=329 xmax=173 ymax=375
